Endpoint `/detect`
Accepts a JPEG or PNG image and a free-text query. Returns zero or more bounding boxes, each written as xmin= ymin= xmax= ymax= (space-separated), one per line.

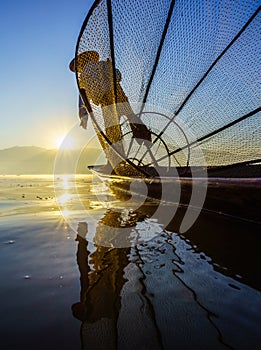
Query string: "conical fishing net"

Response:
xmin=75 ymin=0 xmax=260 ymax=177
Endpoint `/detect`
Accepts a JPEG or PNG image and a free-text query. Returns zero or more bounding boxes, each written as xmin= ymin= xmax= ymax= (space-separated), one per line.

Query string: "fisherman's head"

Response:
xmin=69 ymin=50 xmax=99 ymax=73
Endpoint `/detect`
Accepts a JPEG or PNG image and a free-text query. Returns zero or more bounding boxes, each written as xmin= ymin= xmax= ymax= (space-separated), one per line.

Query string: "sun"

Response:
xmin=55 ymin=134 xmax=75 ymax=150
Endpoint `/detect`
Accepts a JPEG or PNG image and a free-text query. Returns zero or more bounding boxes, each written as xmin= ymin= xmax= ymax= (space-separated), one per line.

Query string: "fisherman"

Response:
xmin=69 ymin=50 xmax=151 ymax=144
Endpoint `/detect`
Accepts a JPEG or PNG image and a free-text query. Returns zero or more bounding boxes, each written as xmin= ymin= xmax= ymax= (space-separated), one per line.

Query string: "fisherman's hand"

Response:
xmin=80 ymin=115 xmax=88 ymax=129
xmin=79 ymin=100 xmax=88 ymax=127
xmin=129 ymin=117 xmax=152 ymax=144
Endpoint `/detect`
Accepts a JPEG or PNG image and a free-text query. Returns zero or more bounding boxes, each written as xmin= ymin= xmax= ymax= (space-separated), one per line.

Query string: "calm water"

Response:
xmin=0 ymin=175 xmax=260 ymax=350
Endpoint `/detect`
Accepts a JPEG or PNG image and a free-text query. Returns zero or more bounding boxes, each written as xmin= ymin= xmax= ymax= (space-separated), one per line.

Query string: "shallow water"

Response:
xmin=0 ymin=175 xmax=260 ymax=350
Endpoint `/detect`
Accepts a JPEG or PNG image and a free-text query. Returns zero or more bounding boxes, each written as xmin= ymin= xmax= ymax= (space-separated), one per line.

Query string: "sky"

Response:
xmin=0 ymin=0 xmax=94 ymax=150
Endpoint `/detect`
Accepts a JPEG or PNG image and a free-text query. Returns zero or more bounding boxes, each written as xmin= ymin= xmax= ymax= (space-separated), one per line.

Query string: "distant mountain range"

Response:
xmin=0 ymin=146 xmax=105 ymax=174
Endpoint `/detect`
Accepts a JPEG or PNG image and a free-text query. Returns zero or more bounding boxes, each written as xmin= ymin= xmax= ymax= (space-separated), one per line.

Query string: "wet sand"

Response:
xmin=0 ymin=175 xmax=260 ymax=350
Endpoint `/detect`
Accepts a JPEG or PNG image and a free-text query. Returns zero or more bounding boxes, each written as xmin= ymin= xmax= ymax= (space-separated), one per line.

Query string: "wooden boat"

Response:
xmin=89 ymin=163 xmax=261 ymax=224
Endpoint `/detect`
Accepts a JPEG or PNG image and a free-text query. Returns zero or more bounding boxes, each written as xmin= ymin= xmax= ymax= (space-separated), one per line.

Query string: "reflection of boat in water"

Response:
xmin=92 ymin=185 xmax=261 ymax=291
xmin=72 ymin=202 xmax=261 ymax=349
xmin=72 ymin=1 xmax=261 ymax=225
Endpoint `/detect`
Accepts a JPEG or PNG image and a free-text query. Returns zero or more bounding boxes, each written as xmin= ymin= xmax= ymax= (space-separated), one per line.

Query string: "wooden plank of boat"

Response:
xmin=89 ymin=165 xmax=261 ymax=224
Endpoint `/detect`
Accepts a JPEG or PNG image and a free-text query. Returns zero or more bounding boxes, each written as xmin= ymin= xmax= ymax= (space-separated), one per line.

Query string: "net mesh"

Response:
xmin=75 ymin=0 xmax=260 ymax=176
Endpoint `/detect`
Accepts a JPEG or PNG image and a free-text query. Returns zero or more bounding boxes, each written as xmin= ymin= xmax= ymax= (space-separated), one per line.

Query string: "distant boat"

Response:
xmin=72 ymin=0 xmax=261 ymax=224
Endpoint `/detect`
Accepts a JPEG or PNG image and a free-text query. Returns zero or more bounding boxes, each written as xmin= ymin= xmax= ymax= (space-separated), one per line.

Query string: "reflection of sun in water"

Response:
xmin=55 ymin=175 xmax=76 ymax=220
xmin=58 ymin=193 xmax=72 ymax=204
xmin=61 ymin=209 xmax=71 ymax=217
xmin=61 ymin=174 xmax=71 ymax=190
xmin=55 ymin=134 xmax=75 ymax=150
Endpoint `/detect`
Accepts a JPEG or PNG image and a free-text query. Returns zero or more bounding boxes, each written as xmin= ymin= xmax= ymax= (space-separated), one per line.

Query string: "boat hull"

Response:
xmin=89 ymin=165 xmax=261 ymax=224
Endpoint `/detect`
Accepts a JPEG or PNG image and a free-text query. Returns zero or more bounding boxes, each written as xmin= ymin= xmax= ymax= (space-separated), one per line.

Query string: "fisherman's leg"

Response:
xmin=116 ymin=101 xmax=152 ymax=144
xmin=101 ymin=105 xmax=126 ymax=172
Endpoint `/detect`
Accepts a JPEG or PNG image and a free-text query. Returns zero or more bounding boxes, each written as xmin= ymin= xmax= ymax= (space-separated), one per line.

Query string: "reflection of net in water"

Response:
xmin=75 ymin=0 xmax=260 ymax=175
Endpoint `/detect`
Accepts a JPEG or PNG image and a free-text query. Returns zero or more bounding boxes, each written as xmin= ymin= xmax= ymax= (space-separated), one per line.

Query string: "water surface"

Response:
xmin=0 ymin=175 xmax=260 ymax=350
